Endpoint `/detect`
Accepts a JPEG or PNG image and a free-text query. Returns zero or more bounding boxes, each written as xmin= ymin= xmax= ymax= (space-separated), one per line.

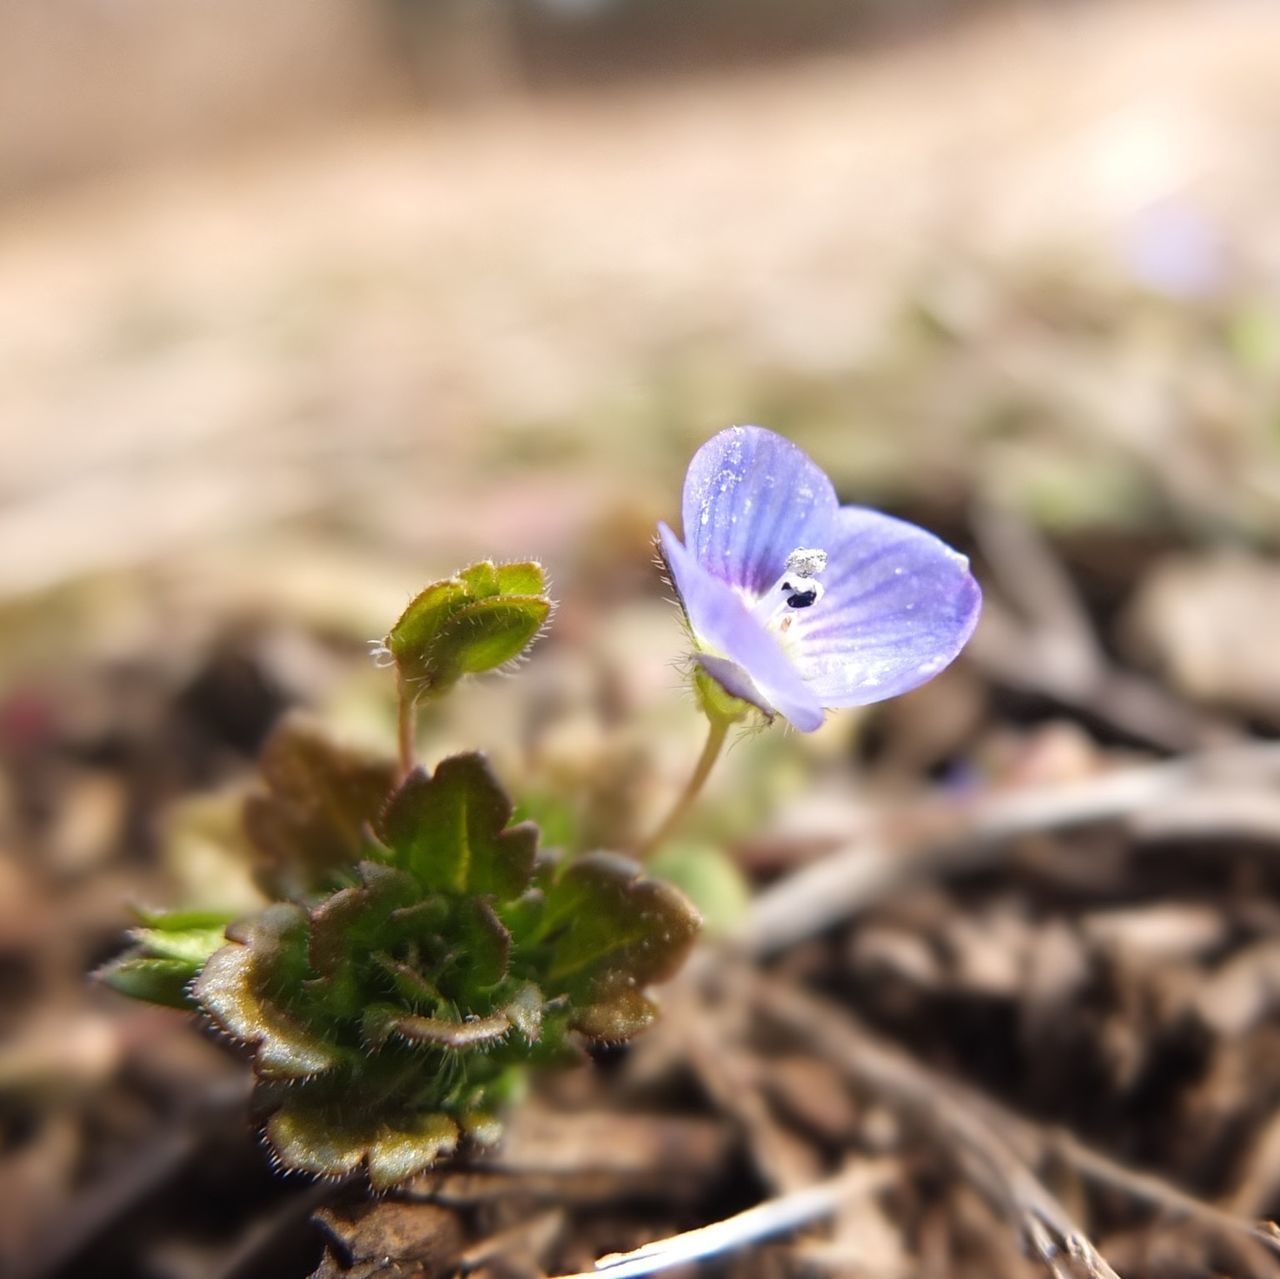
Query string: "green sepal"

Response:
xmin=693 ymin=662 xmax=753 ymax=729
xmin=385 ymin=560 xmax=552 ymax=695
xmin=431 ymin=597 xmax=550 ymax=682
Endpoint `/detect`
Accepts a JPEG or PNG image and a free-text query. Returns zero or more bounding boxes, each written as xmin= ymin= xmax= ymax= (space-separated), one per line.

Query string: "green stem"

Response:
xmin=635 ymin=716 xmax=730 ymax=861
xmin=397 ymin=675 xmax=417 ymax=779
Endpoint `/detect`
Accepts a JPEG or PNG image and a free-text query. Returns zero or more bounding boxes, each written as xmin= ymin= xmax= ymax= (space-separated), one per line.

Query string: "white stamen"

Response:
xmin=754 ymin=546 xmax=829 ymax=629
xmin=785 ymin=547 xmax=828 ymax=577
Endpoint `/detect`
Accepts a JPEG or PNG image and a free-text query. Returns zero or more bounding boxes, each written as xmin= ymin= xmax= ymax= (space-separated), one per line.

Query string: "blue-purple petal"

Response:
xmin=681 ymin=426 xmax=837 ymax=598
xmin=659 ymin=523 xmax=825 ymax=731
xmin=789 ymin=506 xmax=981 ymax=706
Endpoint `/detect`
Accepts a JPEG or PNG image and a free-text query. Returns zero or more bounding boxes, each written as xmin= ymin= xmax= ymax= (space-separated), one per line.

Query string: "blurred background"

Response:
xmin=5 ymin=1 xmax=1280 ymax=1276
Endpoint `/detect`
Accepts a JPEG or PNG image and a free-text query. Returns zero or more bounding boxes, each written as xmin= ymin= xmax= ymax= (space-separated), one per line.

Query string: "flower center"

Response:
xmin=755 ymin=547 xmax=828 ymax=635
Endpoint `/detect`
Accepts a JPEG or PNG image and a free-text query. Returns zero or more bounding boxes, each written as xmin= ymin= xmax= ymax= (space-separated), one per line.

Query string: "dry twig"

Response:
xmin=546 ymin=1161 xmax=895 ymax=1279
xmin=748 ymin=968 xmax=1122 ymax=1279
xmin=741 ymin=742 xmax=1280 ymax=957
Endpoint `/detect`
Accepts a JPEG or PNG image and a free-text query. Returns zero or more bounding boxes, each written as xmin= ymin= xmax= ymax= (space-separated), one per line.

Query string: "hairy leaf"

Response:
xmin=541 ymin=852 xmax=701 ymax=1040
xmin=574 ymin=988 xmax=659 ymax=1041
xmin=391 ymin=1010 xmax=513 ymax=1049
xmin=195 ymin=904 xmax=343 ymax=1079
xmin=307 ymin=863 xmax=420 ymax=978
xmin=378 ymin=754 xmax=537 ymax=902
xmin=268 ymin=1103 xmax=460 ymax=1190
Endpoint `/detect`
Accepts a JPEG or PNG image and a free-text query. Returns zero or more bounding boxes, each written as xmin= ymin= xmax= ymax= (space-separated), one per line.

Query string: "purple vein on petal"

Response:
xmin=681 ymin=426 xmax=837 ymax=598
xmin=789 ymin=506 xmax=982 ymax=706
xmin=658 ymin=522 xmax=825 ymax=731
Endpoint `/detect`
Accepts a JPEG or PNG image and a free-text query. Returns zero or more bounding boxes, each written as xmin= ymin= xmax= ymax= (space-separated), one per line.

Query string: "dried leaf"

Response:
xmin=245 ymin=718 xmax=397 ymax=898
xmin=313 ymin=1201 xmax=465 ymax=1276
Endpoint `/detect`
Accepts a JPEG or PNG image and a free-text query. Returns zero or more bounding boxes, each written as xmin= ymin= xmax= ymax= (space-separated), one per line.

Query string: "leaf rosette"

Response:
xmin=106 ymin=719 xmax=700 ymax=1188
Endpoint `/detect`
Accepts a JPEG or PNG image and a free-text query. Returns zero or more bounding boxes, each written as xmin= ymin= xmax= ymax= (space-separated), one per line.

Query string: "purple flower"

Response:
xmin=659 ymin=426 xmax=982 ymax=732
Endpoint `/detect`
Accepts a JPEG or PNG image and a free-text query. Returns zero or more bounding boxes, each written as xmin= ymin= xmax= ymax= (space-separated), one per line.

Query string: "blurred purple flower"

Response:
xmin=1125 ymin=201 xmax=1226 ymax=300
xmin=658 ymin=426 xmax=981 ymax=732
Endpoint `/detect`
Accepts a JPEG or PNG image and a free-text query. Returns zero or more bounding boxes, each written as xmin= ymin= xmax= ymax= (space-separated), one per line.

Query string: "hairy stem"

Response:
xmin=636 ymin=716 xmax=729 ymax=860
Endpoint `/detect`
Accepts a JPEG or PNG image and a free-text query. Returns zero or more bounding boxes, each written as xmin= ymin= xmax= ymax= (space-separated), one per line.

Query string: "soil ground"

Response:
xmin=4 ymin=2 xmax=1280 ymax=1276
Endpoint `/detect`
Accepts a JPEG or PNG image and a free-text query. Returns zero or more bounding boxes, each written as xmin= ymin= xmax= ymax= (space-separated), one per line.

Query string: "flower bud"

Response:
xmin=385 ymin=560 xmax=553 ymax=696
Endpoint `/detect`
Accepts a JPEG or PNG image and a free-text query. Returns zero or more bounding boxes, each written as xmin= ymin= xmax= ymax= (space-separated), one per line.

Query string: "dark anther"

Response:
xmin=786 ymin=587 xmax=818 ymax=609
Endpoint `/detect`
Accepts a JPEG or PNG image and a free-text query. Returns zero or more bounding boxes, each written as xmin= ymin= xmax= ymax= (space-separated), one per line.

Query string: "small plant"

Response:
xmin=102 ymin=427 xmax=980 ymax=1189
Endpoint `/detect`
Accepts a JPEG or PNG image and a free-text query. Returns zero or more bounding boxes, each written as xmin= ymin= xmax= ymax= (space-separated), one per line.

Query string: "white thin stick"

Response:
xmin=742 ymin=743 xmax=1280 ymax=957
xmin=546 ymin=1164 xmax=886 ymax=1279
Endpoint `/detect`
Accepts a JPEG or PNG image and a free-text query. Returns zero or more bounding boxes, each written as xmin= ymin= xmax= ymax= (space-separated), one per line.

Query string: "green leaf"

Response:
xmin=497 ymin=883 xmax=546 ymax=946
xmin=392 ymin=1010 xmax=512 ymax=1049
xmin=133 ymin=906 xmax=241 ymax=930
xmin=307 ymin=863 xmax=419 ymax=977
xmin=454 ymin=898 xmax=511 ymax=992
xmin=367 ymin=1114 xmax=460 ymax=1190
xmin=378 ymin=754 xmax=537 ymax=902
xmin=244 ymin=718 xmax=397 ymax=899
xmin=540 ymin=852 xmax=701 ymax=1041
xmin=194 ymin=904 xmax=343 ymax=1079
xmin=389 ymin=980 xmax=541 ymax=1051
xmin=384 ymin=560 xmax=552 ymax=693
xmin=100 ymin=907 xmax=239 ymax=1011
xmin=129 ymin=924 xmax=230 ymax=966
xmin=504 ymin=981 xmax=543 ymax=1044
xmin=99 ymin=956 xmax=200 ymax=1010
xmin=371 ymin=957 xmax=441 ymax=1010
